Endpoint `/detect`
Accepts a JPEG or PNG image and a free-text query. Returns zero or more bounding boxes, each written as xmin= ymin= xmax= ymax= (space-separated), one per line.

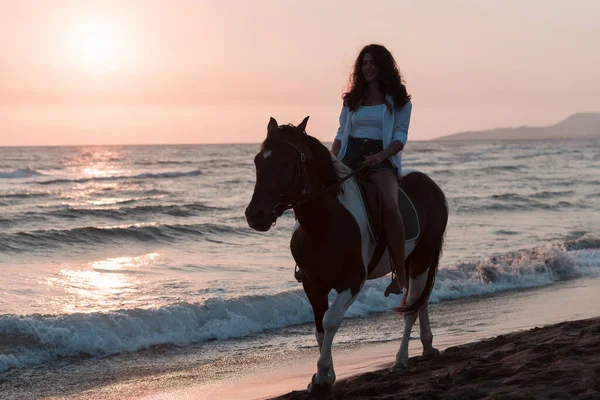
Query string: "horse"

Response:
xmin=245 ymin=116 xmax=448 ymax=396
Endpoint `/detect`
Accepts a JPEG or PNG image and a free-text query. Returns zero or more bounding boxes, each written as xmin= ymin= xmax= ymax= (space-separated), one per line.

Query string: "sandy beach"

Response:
xmin=274 ymin=317 xmax=600 ymax=399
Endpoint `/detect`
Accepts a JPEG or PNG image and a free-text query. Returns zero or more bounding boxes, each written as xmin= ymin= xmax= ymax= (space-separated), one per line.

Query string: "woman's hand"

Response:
xmin=363 ymin=152 xmax=386 ymax=167
xmin=331 ymin=140 xmax=341 ymax=157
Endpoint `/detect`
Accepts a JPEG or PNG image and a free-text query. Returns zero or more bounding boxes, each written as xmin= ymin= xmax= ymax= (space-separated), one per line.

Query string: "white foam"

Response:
xmin=0 ymin=242 xmax=598 ymax=372
xmin=0 ymin=292 xmax=315 ymax=372
xmin=430 ymin=244 xmax=599 ymax=303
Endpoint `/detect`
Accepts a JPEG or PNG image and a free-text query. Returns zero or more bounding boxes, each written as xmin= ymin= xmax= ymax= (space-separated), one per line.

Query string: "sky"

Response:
xmin=1 ymin=0 xmax=599 ymax=146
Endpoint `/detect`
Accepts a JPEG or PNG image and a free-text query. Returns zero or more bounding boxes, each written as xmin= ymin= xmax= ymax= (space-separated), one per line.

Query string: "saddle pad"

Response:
xmin=398 ymin=187 xmax=419 ymax=242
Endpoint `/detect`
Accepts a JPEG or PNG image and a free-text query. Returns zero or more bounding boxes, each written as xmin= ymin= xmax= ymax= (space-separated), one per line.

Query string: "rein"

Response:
xmin=272 ymin=141 xmax=368 ymax=218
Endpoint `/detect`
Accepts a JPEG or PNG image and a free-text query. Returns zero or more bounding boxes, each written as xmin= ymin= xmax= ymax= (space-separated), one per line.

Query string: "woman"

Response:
xmin=331 ymin=44 xmax=412 ymax=296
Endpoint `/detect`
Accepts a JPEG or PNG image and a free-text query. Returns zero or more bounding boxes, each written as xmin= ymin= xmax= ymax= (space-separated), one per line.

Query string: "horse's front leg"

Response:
xmin=302 ymin=281 xmax=331 ymax=374
xmin=312 ymin=287 xmax=359 ymax=387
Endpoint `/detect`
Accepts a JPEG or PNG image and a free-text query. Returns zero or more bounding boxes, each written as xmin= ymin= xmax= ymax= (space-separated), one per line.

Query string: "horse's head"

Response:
xmin=245 ymin=116 xmax=339 ymax=231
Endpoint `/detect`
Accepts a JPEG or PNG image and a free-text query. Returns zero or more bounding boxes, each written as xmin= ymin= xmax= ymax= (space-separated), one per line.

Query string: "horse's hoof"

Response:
xmin=422 ymin=347 xmax=440 ymax=359
xmin=327 ymin=371 xmax=336 ymax=386
xmin=307 ymin=374 xmax=331 ymax=399
xmin=390 ymin=361 xmax=408 ymax=372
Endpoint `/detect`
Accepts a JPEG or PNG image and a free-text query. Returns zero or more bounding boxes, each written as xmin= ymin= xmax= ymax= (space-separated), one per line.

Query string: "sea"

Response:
xmin=1 ymin=139 xmax=599 ymax=390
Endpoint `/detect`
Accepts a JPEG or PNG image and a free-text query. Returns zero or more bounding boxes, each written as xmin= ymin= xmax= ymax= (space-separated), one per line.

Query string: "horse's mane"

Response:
xmin=261 ymin=125 xmax=341 ymax=195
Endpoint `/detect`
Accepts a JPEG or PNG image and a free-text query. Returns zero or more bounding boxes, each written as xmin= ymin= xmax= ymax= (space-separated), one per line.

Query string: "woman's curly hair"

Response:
xmin=343 ymin=44 xmax=411 ymax=112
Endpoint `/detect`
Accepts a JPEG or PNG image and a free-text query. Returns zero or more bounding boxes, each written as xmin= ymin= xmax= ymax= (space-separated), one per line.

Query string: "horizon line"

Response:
xmin=0 ymin=137 xmax=588 ymax=149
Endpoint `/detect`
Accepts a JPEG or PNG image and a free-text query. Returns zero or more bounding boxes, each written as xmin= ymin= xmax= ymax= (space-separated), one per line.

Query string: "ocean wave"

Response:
xmin=0 ymin=292 xmax=314 ymax=372
xmin=453 ymin=202 xmax=584 ymax=213
xmin=134 ymin=160 xmax=196 ymax=166
xmin=491 ymin=193 xmax=532 ymax=201
xmin=513 ymin=149 xmax=568 ymax=160
xmin=449 ymin=192 xmax=589 ymax=213
xmin=35 ymin=203 xmax=225 ymax=221
xmin=0 ymin=238 xmax=598 ymax=372
xmin=479 ymin=165 xmax=523 ymax=173
xmin=0 ymin=218 xmax=16 ymax=228
xmin=0 ymin=168 xmax=45 ymax=179
xmin=430 ymin=241 xmax=600 ymax=302
xmin=564 ymin=236 xmax=600 ymax=251
xmin=403 ymin=161 xmax=440 ymax=167
xmin=0 ymin=215 xmax=47 ymax=229
xmin=0 ymin=192 xmax=51 ymax=199
xmin=90 ymin=188 xmax=172 ymax=198
xmin=35 ymin=170 xmax=202 ymax=185
xmin=530 ymin=190 xmax=576 ymax=199
xmin=0 ymin=222 xmax=249 ymax=252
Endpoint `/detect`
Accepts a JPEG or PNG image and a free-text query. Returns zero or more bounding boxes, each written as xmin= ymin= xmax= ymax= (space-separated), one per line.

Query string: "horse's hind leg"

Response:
xmin=391 ymin=268 xmax=429 ymax=371
xmin=418 ymin=304 xmax=439 ymax=358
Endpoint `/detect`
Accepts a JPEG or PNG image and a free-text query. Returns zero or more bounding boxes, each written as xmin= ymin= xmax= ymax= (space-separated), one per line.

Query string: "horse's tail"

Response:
xmin=395 ymin=173 xmax=448 ymax=315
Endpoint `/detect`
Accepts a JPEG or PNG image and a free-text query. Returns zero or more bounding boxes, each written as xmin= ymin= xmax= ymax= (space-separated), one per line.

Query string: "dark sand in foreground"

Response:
xmin=274 ymin=317 xmax=600 ymax=400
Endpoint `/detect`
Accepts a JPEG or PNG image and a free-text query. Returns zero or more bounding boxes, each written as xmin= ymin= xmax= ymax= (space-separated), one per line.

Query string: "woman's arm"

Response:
xmin=391 ymin=100 xmax=412 ymax=147
xmin=331 ymin=106 xmax=348 ymax=155
xmin=331 ymin=139 xmax=341 ymax=156
xmin=380 ymin=140 xmax=405 ymax=159
xmin=364 ymin=101 xmax=412 ymax=166
xmin=364 ymin=141 xmax=404 ymax=166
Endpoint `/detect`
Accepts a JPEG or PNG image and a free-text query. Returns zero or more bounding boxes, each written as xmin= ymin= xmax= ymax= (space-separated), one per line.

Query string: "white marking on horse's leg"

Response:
xmin=314 ymin=288 xmax=357 ymax=385
xmin=418 ymin=305 xmax=439 ymax=358
xmin=315 ymin=330 xmax=324 ymax=352
xmin=391 ymin=269 xmax=429 ymax=371
xmin=392 ymin=310 xmax=417 ymax=372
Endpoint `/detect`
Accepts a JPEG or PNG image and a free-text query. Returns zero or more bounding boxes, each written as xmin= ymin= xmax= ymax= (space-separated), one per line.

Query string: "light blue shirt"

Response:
xmin=334 ymin=95 xmax=412 ymax=176
xmin=350 ymin=104 xmax=385 ymax=140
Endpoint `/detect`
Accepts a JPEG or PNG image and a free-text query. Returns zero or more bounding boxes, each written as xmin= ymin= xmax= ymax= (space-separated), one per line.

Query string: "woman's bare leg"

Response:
xmin=368 ymin=170 xmax=406 ymax=294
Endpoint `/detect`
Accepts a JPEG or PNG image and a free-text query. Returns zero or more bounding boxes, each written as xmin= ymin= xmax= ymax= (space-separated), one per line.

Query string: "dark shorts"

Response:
xmin=341 ymin=136 xmax=397 ymax=175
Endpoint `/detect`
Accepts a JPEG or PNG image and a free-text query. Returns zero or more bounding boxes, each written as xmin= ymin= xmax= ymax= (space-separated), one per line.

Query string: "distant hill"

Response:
xmin=437 ymin=113 xmax=600 ymax=141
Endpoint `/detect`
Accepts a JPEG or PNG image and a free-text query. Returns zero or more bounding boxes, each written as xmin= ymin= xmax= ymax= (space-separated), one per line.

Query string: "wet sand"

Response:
xmin=274 ymin=317 xmax=600 ymax=399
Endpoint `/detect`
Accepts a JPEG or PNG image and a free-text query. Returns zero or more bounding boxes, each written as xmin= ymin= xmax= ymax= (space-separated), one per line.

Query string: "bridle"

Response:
xmin=270 ymin=140 xmax=368 ymax=220
xmin=271 ymin=140 xmax=310 ymax=218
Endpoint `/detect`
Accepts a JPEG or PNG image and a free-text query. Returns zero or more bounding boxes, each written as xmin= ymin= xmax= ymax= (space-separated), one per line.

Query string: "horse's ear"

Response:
xmin=297 ymin=116 xmax=310 ymax=133
xmin=267 ymin=117 xmax=278 ymax=136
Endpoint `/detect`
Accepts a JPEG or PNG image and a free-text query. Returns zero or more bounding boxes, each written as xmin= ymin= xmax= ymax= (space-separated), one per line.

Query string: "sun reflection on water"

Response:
xmin=82 ymin=166 xmax=120 ymax=177
xmin=92 ymin=253 xmax=159 ymax=271
xmin=49 ymin=253 xmax=160 ymax=313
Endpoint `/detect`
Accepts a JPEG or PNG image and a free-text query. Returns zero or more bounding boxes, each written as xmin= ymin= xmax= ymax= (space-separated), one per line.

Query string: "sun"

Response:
xmin=66 ymin=17 xmax=129 ymax=74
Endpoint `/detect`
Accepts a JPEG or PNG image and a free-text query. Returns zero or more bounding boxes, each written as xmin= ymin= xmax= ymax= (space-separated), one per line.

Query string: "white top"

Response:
xmin=334 ymin=96 xmax=412 ymax=177
xmin=350 ymin=104 xmax=385 ymax=140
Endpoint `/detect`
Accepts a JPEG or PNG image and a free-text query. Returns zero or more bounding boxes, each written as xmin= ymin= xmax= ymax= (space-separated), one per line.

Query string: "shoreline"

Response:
xmin=2 ymin=277 xmax=600 ymax=400
xmin=274 ymin=317 xmax=600 ymax=399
